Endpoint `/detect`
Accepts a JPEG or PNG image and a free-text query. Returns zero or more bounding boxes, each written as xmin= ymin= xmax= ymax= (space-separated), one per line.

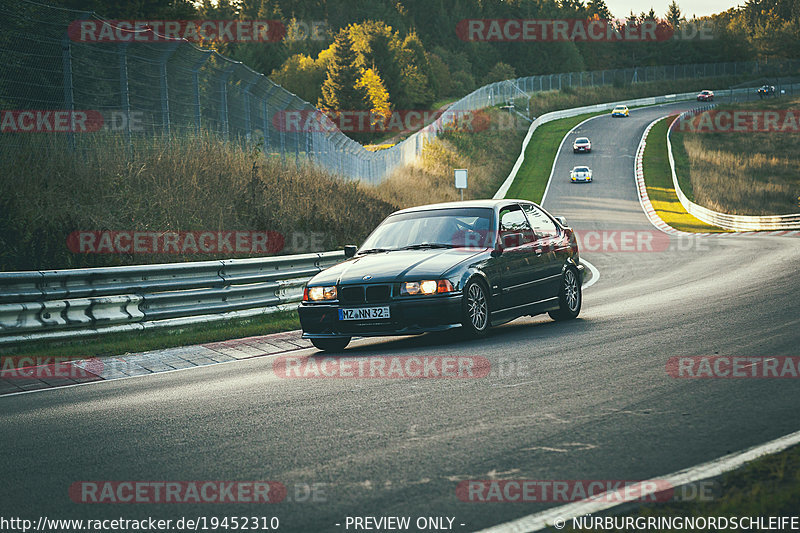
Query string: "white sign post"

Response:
xmin=454 ymin=169 xmax=467 ymax=201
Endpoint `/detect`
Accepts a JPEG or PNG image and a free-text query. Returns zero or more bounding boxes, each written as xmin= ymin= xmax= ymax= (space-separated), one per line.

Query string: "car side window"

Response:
xmin=521 ymin=204 xmax=559 ymax=239
xmin=499 ymin=205 xmax=534 ymax=247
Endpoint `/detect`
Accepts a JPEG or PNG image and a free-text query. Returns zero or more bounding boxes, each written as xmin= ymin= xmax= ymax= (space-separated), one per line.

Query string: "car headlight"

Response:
xmin=304 ymin=285 xmax=337 ymax=301
xmin=400 ymin=279 xmax=454 ymax=296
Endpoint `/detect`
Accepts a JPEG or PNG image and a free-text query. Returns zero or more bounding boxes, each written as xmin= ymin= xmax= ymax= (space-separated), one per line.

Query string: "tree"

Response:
xmin=319 ymin=29 xmax=365 ymax=112
xmin=355 ymin=67 xmax=391 ymax=127
xmin=485 ymin=62 xmax=516 ymax=84
xmin=666 ymin=1 xmax=684 ymax=30
xmin=587 ymin=0 xmax=613 ymax=19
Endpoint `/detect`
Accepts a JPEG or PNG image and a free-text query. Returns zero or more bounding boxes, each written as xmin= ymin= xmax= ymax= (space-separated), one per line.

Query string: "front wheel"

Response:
xmin=548 ymin=267 xmax=581 ymax=321
xmin=461 ymin=279 xmax=490 ymax=336
xmin=310 ymin=337 xmax=351 ymax=352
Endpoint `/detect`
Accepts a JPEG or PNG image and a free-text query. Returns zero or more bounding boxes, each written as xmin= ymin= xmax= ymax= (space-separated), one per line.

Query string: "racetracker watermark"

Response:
xmin=69 ymin=481 xmax=287 ymax=504
xmin=272 ymin=109 xmax=491 ymax=134
xmin=448 ymin=229 xmax=709 ymax=252
xmin=0 ymin=110 xmax=148 ymax=133
xmin=69 ymin=20 xmax=283 ymax=42
xmin=667 ymin=356 xmax=800 ymax=378
xmin=0 ymin=357 xmax=104 ymax=380
xmin=456 ymin=479 xmax=718 ymax=503
xmin=67 ymin=231 xmax=292 ymax=254
xmin=675 ymin=110 xmax=800 ymax=133
xmin=456 ymin=19 xmax=712 ymax=42
xmin=273 ymin=355 xmax=490 ymax=379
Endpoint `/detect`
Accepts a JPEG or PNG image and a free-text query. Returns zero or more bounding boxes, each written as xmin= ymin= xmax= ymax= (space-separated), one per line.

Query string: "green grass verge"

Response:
xmin=642 ymin=117 xmax=727 ymax=233
xmin=505 ymin=112 xmax=604 ymax=202
xmin=565 ymin=444 xmax=800 ymax=531
xmin=0 ymin=310 xmax=300 ymax=361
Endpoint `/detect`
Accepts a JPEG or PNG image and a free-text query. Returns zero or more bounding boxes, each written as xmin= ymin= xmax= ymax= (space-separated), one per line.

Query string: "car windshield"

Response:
xmin=576 ymin=138 xmax=589 ymax=143
xmin=574 ymin=167 xmax=590 ymax=172
xmin=615 ymin=106 xmax=626 ymax=110
xmin=359 ymin=207 xmax=495 ymax=252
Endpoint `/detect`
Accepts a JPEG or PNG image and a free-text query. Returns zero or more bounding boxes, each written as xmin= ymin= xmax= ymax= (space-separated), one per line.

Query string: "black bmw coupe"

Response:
xmin=299 ymin=199 xmax=584 ymax=351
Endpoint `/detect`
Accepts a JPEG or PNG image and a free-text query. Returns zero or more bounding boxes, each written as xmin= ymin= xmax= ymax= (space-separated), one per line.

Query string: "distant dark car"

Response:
xmin=299 ymin=200 xmax=584 ymax=351
xmin=758 ymin=85 xmax=775 ymax=98
xmin=696 ymin=90 xmax=714 ymax=101
xmin=573 ymin=137 xmax=592 ymax=153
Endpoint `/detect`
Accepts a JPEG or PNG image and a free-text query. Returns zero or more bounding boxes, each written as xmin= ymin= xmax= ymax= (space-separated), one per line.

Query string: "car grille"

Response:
xmin=339 ymin=284 xmax=392 ymax=304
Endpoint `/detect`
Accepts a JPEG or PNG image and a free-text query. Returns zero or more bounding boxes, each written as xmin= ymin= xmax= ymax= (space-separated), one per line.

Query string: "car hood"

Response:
xmin=310 ymin=248 xmax=486 ymax=285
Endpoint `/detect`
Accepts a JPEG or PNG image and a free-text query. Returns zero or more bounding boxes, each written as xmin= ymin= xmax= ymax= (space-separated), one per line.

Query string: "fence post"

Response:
xmin=261 ymin=87 xmax=276 ymax=156
xmin=242 ymin=73 xmax=260 ymax=142
xmin=218 ymin=63 xmax=237 ymax=141
xmin=61 ymin=34 xmax=76 ymax=150
xmin=158 ymin=42 xmax=179 ymax=137
xmin=190 ymin=51 xmax=211 ymax=135
xmin=117 ymin=43 xmax=131 ymax=148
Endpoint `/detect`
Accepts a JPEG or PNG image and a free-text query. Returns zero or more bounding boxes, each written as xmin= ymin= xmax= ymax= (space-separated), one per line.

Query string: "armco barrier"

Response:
xmin=666 ymin=111 xmax=800 ymax=231
xmin=0 ymin=251 xmax=344 ymax=345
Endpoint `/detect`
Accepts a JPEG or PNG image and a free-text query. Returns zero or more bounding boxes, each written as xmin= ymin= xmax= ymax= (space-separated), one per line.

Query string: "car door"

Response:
xmin=495 ymin=204 xmax=537 ymax=310
xmin=521 ymin=203 xmax=565 ymax=300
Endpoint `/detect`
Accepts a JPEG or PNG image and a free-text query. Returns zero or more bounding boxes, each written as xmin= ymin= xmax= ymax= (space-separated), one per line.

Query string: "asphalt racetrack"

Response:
xmin=1 ymin=100 xmax=798 ymax=532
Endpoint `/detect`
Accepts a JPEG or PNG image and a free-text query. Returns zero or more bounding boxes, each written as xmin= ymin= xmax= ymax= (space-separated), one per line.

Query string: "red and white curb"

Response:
xmin=0 ymin=330 xmax=312 ymax=397
xmin=634 ymin=116 xmax=800 ymax=238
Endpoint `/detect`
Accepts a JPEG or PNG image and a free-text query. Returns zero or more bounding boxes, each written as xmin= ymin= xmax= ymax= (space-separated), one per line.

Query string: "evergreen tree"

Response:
xmin=319 ymin=29 xmax=365 ymax=112
xmin=666 ymin=1 xmax=684 ymax=29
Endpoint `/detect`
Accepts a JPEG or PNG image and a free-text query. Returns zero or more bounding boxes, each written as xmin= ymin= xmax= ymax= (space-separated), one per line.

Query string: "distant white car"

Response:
xmin=573 ymin=137 xmax=591 ymax=153
xmin=570 ymin=166 xmax=593 ymax=183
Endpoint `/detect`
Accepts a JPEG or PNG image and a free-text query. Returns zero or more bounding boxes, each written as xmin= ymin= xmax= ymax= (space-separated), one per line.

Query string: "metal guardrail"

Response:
xmin=0 ymin=251 xmax=345 ymax=345
xmin=667 ymin=108 xmax=800 ymax=231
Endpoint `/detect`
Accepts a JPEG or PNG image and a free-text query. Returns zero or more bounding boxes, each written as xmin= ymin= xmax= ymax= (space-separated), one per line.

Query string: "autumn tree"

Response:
xmin=319 ymin=29 xmax=365 ymax=112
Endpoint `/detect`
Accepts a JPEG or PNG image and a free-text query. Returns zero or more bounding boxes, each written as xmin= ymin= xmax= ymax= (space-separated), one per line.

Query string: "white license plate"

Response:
xmin=338 ymin=307 xmax=390 ymax=320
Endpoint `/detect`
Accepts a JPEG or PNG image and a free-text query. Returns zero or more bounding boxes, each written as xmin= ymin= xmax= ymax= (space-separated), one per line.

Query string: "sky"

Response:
xmin=604 ymin=0 xmax=743 ymax=19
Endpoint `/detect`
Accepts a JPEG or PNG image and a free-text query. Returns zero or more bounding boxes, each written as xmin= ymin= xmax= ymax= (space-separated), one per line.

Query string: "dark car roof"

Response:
xmin=392 ymin=199 xmax=536 ymax=216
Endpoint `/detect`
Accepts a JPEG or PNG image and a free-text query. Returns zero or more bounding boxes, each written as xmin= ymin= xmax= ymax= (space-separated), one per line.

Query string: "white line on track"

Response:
xmin=580 ymin=258 xmax=600 ymax=289
xmin=476 ymin=428 xmax=800 ymax=533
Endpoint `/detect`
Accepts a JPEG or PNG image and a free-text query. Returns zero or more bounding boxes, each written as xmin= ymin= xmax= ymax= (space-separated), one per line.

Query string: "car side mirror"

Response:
xmin=490 ymin=245 xmax=503 ymax=257
xmin=344 ymin=245 xmax=357 ymax=258
xmin=554 ymin=216 xmax=568 ymax=227
xmin=502 ymin=232 xmax=523 ymax=249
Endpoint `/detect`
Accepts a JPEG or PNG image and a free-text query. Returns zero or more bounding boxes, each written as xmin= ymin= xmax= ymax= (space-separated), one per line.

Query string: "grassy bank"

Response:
xmin=0 ymin=133 xmax=398 ymax=272
xmin=672 ymin=96 xmax=800 ymax=216
xmin=374 ymin=108 xmax=528 ymax=207
xmin=565 ymin=444 xmax=800 ymax=532
xmin=643 ymin=118 xmax=727 ymax=233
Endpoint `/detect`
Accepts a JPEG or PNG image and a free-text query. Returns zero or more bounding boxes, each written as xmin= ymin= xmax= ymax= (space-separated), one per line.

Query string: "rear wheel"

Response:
xmin=310 ymin=337 xmax=351 ymax=352
xmin=461 ymin=279 xmax=490 ymax=336
xmin=548 ymin=267 xmax=581 ymax=321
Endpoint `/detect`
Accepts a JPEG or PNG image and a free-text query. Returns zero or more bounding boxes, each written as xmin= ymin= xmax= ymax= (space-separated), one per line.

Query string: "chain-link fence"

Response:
xmin=2 ymin=0 xmax=797 ymax=185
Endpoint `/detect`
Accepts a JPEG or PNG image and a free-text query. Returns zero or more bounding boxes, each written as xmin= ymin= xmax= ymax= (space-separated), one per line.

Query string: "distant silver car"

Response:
xmin=573 ymin=137 xmax=591 ymax=153
xmin=570 ymin=166 xmax=592 ymax=183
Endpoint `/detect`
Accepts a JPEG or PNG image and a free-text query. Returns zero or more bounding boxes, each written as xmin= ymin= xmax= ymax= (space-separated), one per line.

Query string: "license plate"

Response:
xmin=339 ymin=307 xmax=390 ymax=320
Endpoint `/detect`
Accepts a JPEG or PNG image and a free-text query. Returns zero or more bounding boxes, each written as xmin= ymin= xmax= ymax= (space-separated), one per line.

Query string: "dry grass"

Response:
xmin=374 ymin=109 xmax=527 ymax=207
xmin=0 ymin=133 xmax=398 ymax=271
xmin=674 ymin=96 xmax=800 ymax=216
